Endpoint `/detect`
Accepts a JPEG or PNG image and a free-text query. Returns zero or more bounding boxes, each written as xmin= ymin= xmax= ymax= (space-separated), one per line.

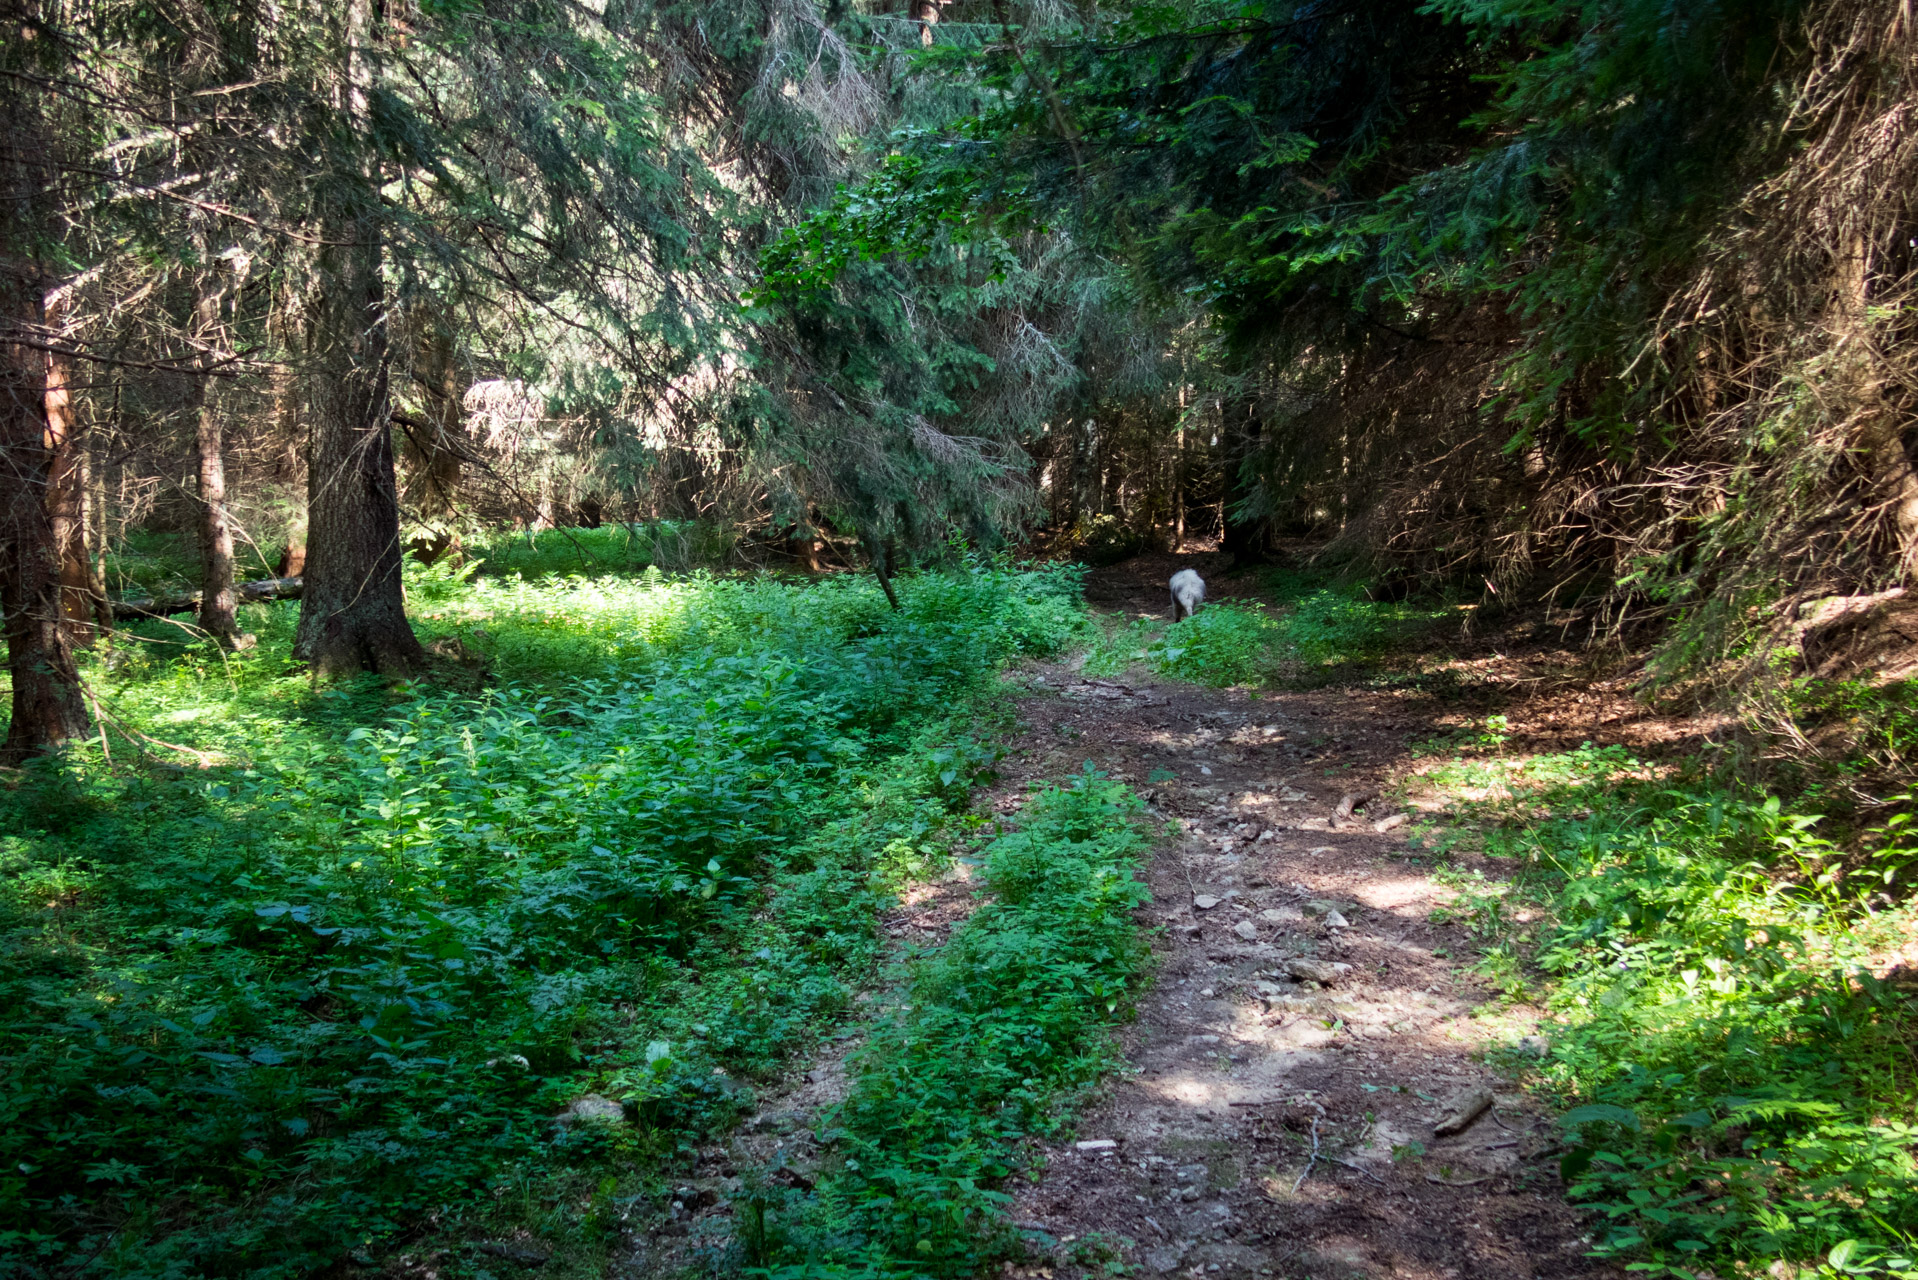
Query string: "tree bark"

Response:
xmin=192 ymin=271 xmax=238 ymax=641
xmin=911 ymin=0 xmax=943 ymax=46
xmin=272 ymin=364 xmax=309 ymax=577
xmin=83 ymin=433 xmax=110 ymax=635
xmin=864 ymin=534 xmax=901 ymax=610
xmin=1220 ymin=392 xmax=1267 ymax=563
xmin=1174 ymin=419 xmax=1187 ymax=551
xmin=195 ymin=394 xmax=238 ymax=639
xmin=403 ymin=307 xmax=464 ymax=520
xmin=0 ymin=280 xmax=91 ymax=761
xmin=42 ymin=288 xmax=93 ymax=645
xmin=292 ymin=0 xmax=423 ymax=676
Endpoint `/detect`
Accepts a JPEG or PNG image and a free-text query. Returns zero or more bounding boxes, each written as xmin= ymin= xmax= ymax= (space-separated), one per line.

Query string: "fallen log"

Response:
xmin=112 ymin=576 xmax=303 ymax=621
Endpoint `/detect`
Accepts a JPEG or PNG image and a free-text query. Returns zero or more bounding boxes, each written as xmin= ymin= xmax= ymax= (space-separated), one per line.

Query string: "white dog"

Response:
xmin=1169 ymin=569 xmax=1206 ymax=620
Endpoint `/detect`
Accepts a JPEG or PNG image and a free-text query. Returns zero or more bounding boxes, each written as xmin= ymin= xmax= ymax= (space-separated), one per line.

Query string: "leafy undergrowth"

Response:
xmin=1080 ymin=574 xmax=1450 ymax=689
xmin=102 ymin=528 xmax=281 ymax=598
xmin=1416 ymin=749 xmax=1918 ymax=1279
xmin=741 ymin=767 xmax=1153 ymax=1279
xmin=0 ymin=557 xmax=1085 ymax=1280
xmin=457 ymin=522 xmax=737 ymax=579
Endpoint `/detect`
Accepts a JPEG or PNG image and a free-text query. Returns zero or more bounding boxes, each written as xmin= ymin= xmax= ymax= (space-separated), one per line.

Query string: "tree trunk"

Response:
xmin=864 ymin=534 xmax=901 ymax=610
xmin=272 ymin=365 xmax=309 ymax=577
xmin=196 ymin=395 xmax=238 ymax=639
xmin=1174 ymin=419 xmax=1187 ymax=551
xmin=0 ymin=279 xmax=91 ymax=761
xmin=42 ymin=288 xmax=93 ymax=645
xmin=83 ymin=434 xmax=110 ymax=635
xmin=192 ymin=271 xmax=238 ymax=641
xmin=292 ymin=0 xmax=423 ymax=676
xmin=403 ymin=307 xmax=464 ymax=520
xmin=911 ymin=0 xmax=943 ymax=46
xmin=296 ymin=262 xmax=420 ymax=674
xmin=1220 ymin=392 xmax=1266 ymax=563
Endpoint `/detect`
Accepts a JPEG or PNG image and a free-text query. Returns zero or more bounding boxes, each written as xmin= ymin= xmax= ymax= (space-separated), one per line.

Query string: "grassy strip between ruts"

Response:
xmin=741 ymin=765 xmax=1154 ymax=1280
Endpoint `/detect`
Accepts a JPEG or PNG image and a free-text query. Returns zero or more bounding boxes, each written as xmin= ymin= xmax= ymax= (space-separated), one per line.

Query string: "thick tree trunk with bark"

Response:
xmin=292 ymin=0 xmax=423 ymax=676
xmin=0 ymin=280 xmax=90 ymax=761
xmin=295 ymin=254 xmax=422 ymax=674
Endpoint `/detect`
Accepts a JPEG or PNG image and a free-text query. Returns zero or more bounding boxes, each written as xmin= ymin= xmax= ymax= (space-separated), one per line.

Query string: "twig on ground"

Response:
xmin=1291 ymin=1115 xmax=1322 ymax=1192
xmin=1330 ymin=1157 xmax=1383 ymax=1183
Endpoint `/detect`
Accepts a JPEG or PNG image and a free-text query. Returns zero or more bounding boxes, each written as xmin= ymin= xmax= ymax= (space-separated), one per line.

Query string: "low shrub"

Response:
xmin=1150 ymin=602 xmax=1284 ymax=687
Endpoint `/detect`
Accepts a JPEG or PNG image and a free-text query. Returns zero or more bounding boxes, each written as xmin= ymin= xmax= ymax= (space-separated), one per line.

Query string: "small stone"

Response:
xmin=745 ymin=1109 xmax=807 ymax=1134
xmin=1200 ymin=766 xmax=1213 ymax=776
xmin=1143 ymin=1244 xmax=1191 ymax=1274
xmin=1433 ymin=1086 xmax=1496 ymax=1136
xmin=1285 ymin=959 xmax=1351 ymax=985
xmin=566 ymin=1094 xmax=625 ymax=1124
xmin=1324 ymin=910 xmax=1350 ymax=929
xmin=1233 ymin=920 xmax=1259 ymax=941
xmin=1253 ymin=980 xmax=1286 ymax=997
xmin=1517 ymin=1035 xmax=1550 ymax=1057
xmin=1260 ymin=906 xmax=1304 ymax=923
xmin=1198 ymin=989 xmax=1217 ymax=1000
xmin=1193 ymin=895 xmax=1223 ymax=910
xmin=1075 ymin=1139 xmax=1118 ymax=1153
xmin=1303 ymin=898 xmax=1342 ymax=916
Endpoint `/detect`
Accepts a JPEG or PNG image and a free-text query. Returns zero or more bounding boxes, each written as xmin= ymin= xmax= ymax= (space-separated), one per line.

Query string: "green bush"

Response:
xmin=1065 ymin=513 xmax=1145 ymax=568
xmin=457 ymin=522 xmax=736 ymax=579
xmin=1149 ymin=601 xmax=1283 ymax=687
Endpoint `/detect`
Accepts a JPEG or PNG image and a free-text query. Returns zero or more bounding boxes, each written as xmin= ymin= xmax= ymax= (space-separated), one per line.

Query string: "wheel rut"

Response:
xmin=998 ymin=628 xmax=1617 ymax=1280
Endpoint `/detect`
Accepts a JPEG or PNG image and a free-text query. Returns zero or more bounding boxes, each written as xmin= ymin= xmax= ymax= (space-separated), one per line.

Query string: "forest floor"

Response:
xmin=681 ymin=551 xmax=1740 ymax=1280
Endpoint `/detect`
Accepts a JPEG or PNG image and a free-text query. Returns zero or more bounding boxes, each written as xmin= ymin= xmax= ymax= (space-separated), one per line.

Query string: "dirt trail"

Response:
xmin=993 ymin=556 xmax=1617 ymax=1280
xmin=643 ymin=554 xmax=1624 ymax=1280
